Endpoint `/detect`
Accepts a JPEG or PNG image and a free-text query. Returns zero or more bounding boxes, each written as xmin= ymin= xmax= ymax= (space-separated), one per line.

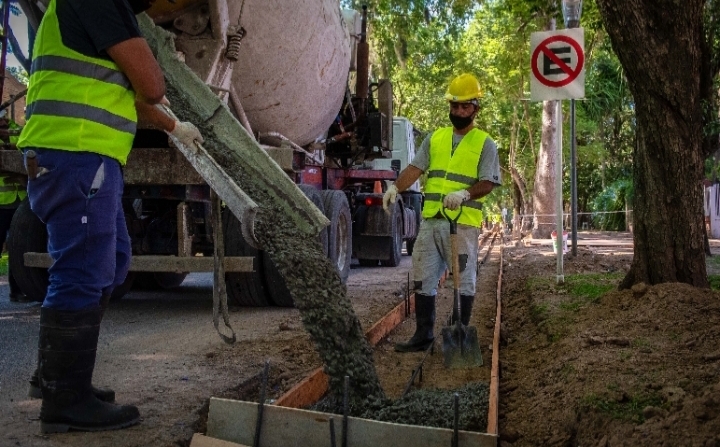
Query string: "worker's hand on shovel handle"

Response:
xmin=442 ymin=189 xmax=470 ymax=210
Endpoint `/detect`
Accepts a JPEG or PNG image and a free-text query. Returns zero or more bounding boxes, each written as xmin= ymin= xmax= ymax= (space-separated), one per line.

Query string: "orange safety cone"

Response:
xmin=373 ymin=180 xmax=382 ymax=194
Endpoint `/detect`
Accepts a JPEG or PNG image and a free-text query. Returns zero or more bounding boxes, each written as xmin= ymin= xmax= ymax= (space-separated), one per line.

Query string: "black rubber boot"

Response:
xmin=450 ymin=294 xmax=475 ymax=326
xmin=38 ymin=306 xmax=139 ymax=434
xmin=394 ymin=294 xmax=436 ymax=352
xmin=29 ymin=296 xmax=115 ymax=402
xmin=460 ymin=294 xmax=475 ymax=326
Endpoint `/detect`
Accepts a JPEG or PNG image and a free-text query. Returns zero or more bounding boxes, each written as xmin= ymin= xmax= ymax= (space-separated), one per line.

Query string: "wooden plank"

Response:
xmin=276 ymin=294 xmax=415 ymax=408
xmin=273 ymin=366 xmax=328 ymax=408
xmin=190 ymin=433 xmax=249 ymax=447
xmin=487 ymin=246 xmax=503 ymax=436
xmin=124 ymin=147 xmax=205 ymax=185
xmin=207 ymin=398 xmax=497 ymax=447
xmin=24 ymin=253 xmax=254 ymax=273
xmin=365 ymin=293 xmax=415 ymax=346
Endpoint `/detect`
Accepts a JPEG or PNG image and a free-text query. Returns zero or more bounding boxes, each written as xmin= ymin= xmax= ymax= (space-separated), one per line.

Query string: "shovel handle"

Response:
xmin=442 ymin=207 xmax=463 ymax=323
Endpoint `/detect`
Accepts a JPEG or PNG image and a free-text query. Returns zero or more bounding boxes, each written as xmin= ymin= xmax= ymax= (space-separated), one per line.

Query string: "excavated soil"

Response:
xmin=498 ymin=238 xmax=720 ymax=447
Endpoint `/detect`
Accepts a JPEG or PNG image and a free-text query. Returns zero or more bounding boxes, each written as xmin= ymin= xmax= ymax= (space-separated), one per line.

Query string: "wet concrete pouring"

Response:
xmin=163 ymin=75 xmax=499 ymax=434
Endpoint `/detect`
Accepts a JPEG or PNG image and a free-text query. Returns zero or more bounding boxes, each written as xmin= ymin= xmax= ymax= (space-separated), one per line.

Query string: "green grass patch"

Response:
xmin=583 ymin=392 xmax=664 ymax=423
xmin=709 ymin=275 xmax=720 ymax=291
xmin=529 ymin=303 xmax=549 ymax=323
xmin=0 ymin=253 xmax=7 ymax=276
xmin=525 ymin=273 xmax=621 ymax=342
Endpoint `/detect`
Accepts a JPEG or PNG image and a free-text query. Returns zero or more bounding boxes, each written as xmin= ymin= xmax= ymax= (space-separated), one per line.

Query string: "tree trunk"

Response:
xmin=531 ymin=19 xmax=559 ymax=239
xmin=532 ymin=97 xmax=559 ymax=239
xmin=596 ymin=0 xmax=708 ymax=288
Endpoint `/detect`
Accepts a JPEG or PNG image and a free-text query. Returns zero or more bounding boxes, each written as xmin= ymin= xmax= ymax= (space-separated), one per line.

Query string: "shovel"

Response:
xmin=441 ymin=206 xmax=483 ymax=368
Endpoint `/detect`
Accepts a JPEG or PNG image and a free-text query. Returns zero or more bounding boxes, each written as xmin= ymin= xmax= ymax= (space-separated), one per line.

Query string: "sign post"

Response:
xmin=530 ymin=28 xmax=585 ymax=283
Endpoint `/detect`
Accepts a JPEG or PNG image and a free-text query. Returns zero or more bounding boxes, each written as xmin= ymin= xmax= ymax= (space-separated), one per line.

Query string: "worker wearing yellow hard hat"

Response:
xmin=383 ymin=73 xmax=502 ymax=352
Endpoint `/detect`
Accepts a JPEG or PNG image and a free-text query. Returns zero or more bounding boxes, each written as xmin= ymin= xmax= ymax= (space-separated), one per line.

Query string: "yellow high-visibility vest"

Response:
xmin=17 ymin=0 xmax=137 ymax=164
xmin=0 ymin=175 xmax=26 ymax=205
xmin=422 ymin=127 xmax=488 ymax=228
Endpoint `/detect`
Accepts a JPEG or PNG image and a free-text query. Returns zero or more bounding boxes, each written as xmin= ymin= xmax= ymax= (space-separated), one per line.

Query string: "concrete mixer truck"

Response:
xmin=3 ymin=0 xmax=421 ymax=307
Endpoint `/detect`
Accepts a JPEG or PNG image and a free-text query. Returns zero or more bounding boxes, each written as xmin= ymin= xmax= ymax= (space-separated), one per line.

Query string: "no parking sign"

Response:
xmin=530 ymin=28 xmax=585 ymax=101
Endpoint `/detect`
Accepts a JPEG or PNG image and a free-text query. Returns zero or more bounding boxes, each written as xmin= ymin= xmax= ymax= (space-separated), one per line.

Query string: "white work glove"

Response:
xmin=169 ymin=121 xmax=204 ymax=148
xmin=443 ymin=189 xmax=470 ymax=210
xmin=383 ymin=184 xmax=399 ymax=213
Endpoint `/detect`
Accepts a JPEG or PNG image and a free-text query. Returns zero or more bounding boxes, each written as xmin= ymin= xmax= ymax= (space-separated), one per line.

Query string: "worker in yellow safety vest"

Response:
xmin=16 ymin=0 xmax=203 ymax=434
xmin=383 ymin=73 xmax=502 ymax=352
xmin=0 ymin=114 xmax=27 ymax=302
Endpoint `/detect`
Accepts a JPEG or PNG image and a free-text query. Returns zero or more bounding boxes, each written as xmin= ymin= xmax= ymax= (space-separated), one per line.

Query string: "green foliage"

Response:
xmin=7 ymin=66 xmax=28 ymax=85
xmin=591 ymin=178 xmax=632 ymax=231
xmin=708 ymin=275 xmax=720 ymax=290
xmin=339 ymin=0 xmax=635 ymax=217
xmin=583 ymin=391 xmax=664 ymax=423
xmin=0 ymin=253 xmax=8 ymax=277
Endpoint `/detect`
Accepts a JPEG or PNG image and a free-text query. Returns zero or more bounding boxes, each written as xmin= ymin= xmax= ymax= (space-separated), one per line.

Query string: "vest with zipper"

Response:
xmin=17 ymin=0 xmax=137 ymax=164
xmin=422 ymin=127 xmax=488 ymax=227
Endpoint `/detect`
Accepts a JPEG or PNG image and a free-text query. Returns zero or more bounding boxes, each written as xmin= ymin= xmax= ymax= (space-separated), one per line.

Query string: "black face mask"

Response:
xmin=128 ymin=0 xmax=153 ymax=14
xmin=449 ymin=113 xmax=474 ymax=130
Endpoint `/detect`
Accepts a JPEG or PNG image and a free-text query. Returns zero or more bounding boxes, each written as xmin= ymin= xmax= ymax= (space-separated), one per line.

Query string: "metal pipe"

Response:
xmin=570 ymin=99 xmax=578 ymax=256
xmin=253 ymin=360 xmax=270 ymax=447
xmin=355 ymin=5 xmax=369 ymax=117
xmin=452 ymin=393 xmax=459 ymax=447
xmin=0 ymin=0 xmax=12 ymax=104
xmin=229 ymin=85 xmax=254 ymax=136
xmin=555 ymin=101 xmax=564 ymax=284
xmin=342 ymin=375 xmax=349 ymax=447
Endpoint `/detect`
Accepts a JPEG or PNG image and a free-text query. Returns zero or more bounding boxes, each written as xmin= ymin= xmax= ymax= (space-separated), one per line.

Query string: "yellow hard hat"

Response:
xmin=444 ymin=73 xmax=482 ymax=102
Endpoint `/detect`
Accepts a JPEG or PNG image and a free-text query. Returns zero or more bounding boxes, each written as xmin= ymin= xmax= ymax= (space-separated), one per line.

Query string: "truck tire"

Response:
xmin=320 ymin=190 xmax=352 ymax=282
xmin=7 ymin=201 xmax=135 ymax=302
xmin=261 ymin=185 xmax=329 ymax=307
xmin=223 ymin=208 xmax=271 ymax=307
xmin=298 ymin=185 xmax=329 ymax=254
xmin=380 ymin=201 xmax=403 ymax=267
xmin=8 ymin=200 xmax=48 ymax=302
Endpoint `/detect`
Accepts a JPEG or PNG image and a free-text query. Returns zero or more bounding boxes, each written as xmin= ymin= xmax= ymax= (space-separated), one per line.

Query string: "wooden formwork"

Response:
xmin=196 ymin=243 xmax=505 ymax=447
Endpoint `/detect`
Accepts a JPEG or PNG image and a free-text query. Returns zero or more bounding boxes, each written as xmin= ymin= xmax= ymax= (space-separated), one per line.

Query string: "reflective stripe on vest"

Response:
xmin=0 ymin=175 xmax=25 ymax=205
xmin=422 ymin=127 xmax=488 ymax=227
xmin=17 ymin=0 xmax=137 ymax=164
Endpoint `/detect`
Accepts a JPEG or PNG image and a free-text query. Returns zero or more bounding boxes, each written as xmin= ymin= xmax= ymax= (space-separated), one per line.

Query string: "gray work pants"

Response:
xmin=412 ymin=218 xmax=480 ymax=296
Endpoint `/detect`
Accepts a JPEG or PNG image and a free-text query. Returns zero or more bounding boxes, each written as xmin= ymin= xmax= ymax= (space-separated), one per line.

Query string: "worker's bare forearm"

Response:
xmin=466 ymin=180 xmax=495 ymax=200
xmin=107 ymin=37 xmax=166 ymax=104
xmin=136 ymin=101 xmax=175 ymax=133
xmin=394 ymin=165 xmax=423 ymax=192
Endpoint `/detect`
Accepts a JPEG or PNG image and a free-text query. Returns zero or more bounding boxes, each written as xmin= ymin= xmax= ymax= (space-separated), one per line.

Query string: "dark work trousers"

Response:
xmin=24 ymin=149 xmax=131 ymax=310
xmin=0 ymin=206 xmax=20 ymax=295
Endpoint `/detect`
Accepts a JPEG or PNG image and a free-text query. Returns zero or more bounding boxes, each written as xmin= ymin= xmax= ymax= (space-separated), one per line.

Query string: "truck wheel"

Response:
xmin=223 ymin=208 xmax=271 ymax=307
xmin=260 ymin=185 xmax=329 ymax=307
xmin=297 ymin=185 xmax=329 ymax=254
xmin=320 ymin=190 xmax=352 ymax=283
xmin=8 ymin=200 xmax=47 ymax=302
xmin=380 ymin=202 xmax=403 ymax=267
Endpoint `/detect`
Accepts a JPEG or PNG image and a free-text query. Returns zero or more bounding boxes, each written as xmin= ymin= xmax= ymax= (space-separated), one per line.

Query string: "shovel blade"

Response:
xmin=441 ymin=322 xmax=483 ymax=369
